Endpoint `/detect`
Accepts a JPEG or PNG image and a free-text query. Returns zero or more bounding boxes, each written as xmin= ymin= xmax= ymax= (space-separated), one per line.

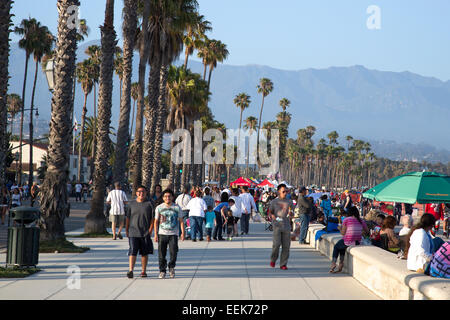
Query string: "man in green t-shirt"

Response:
xmin=154 ymin=189 xmax=185 ymax=279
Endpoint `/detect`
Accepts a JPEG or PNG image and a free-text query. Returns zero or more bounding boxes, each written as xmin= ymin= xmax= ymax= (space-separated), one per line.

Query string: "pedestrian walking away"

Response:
xmin=126 ymin=186 xmax=154 ymax=279
xmin=154 ymin=189 xmax=185 ymax=279
xmin=296 ymin=186 xmax=312 ymax=244
xmin=74 ymin=182 xmax=82 ymax=202
xmin=213 ymin=192 xmax=229 ymax=241
xmin=239 ymin=186 xmax=257 ymax=235
xmin=268 ymin=184 xmax=295 ymax=270
xmin=186 ymin=189 xmax=207 ymax=241
xmin=106 ymin=182 xmax=128 ymax=240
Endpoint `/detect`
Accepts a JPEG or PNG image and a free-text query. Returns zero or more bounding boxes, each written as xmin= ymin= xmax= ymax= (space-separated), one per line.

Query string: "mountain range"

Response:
xmin=7 ymin=40 xmax=450 ymax=163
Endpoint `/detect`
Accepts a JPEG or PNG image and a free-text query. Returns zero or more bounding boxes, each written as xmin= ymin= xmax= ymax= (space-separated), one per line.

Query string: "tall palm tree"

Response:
xmin=243 ymin=116 xmax=257 ymax=176
xmin=39 ymin=0 xmax=80 ymax=241
xmin=113 ymin=0 xmax=137 ymax=186
xmin=0 ymin=0 xmax=12 ymax=187
xmin=113 ymin=47 xmax=124 ymax=103
xmin=75 ymin=58 xmax=94 ymax=182
xmin=6 ymin=94 xmax=23 ymax=134
xmin=14 ymin=18 xmax=41 ymax=185
xmin=28 ymin=25 xmax=54 ymax=187
xmin=256 ymin=77 xmax=273 ymax=166
xmin=142 ymin=0 xmax=198 ymax=191
xmin=233 ymin=92 xmax=251 ymax=152
xmin=131 ymin=0 xmax=150 ymax=196
xmin=183 ymin=12 xmax=211 ymax=70
xmin=205 ymin=39 xmax=228 ymax=94
xmin=85 ymin=0 xmax=117 ymax=234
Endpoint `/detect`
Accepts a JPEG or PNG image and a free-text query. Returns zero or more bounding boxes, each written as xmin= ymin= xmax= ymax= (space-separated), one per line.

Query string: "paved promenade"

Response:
xmin=0 ymin=222 xmax=379 ymax=300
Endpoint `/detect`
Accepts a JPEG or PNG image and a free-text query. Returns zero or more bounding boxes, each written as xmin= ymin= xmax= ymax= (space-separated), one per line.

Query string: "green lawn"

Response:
xmin=0 ymin=266 xmax=41 ymax=278
xmin=39 ymin=238 xmax=90 ymax=253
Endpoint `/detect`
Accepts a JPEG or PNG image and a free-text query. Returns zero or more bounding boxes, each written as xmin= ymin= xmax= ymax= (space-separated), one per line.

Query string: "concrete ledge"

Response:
xmin=306 ymin=224 xmax=450 ymax=300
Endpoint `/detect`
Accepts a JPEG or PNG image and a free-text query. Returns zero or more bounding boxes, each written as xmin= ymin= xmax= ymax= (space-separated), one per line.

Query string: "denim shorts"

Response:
xmin=128 ymin=234 xmax=154 ymax=256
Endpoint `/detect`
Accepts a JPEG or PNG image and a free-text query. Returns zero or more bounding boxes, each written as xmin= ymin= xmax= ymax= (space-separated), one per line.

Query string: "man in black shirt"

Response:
xmin=125 ymin=186 xmax=154 ymax=279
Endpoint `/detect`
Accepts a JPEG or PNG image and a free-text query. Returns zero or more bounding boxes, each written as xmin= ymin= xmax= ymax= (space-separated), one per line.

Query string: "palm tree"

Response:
xmin=113 ymin=0 xmax=137 ymax=186
xmin=205 ymin=39 xmax=228 ymax=93
xmin=233 ymin=92 xmax=251 ymax=152
xmin=256 ymin=77 xmax=273 ymax=167
xmin=131 ymin=0 xmax=150 ymax=195
xmin=14 ymin=18 xmax=41 ymax=185
xmin=85 ymin=0 xmax=117 ymax=234
xmin=166 ymin=66 xmax=209 ymax=192
xmin=6 ymin=94 xmax=23 ymax=134
xmin=80 ymin=116 xmax=115 ymax=159
xmin=183 ymin=12 xmax=211 ymax=70
xmin=129 ymin=82 xmax=139 ymax=138
xmin=142 ymin=0 xmax=198 ymax=191
xmin=76 ymin=19 xmax=90 ymax=42
xmin=39 ymin=0 xmax=80 ymax=241
xmin=279 ymin=98 xmax=290 ymax=112
xmin=0 ymin=0 xmax=12 ymax=187
xmin=243 ymin=116 xmax=257 ymax=176
xmin=75 ymin=58 xmax=94 ymax=182
xmin=113 ymin=47 xmax=124 ymax=103
xmin=28 ymin=25 xmax=54 ymax=187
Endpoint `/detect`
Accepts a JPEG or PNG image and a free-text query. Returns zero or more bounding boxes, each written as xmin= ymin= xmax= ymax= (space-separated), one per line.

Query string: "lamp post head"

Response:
xmin=44 ymin=58 xmax=55 ymax=92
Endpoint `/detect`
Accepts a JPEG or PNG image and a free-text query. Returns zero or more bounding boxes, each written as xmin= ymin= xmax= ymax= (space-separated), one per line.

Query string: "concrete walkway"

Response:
xmin=0 ymin=222 xmax=380 ymax=300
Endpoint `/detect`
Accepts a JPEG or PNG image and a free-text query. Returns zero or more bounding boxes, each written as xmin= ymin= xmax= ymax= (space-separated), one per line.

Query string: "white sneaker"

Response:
xmin=169 ymin=268 xmax=175 ymax=278
xmin=158 ymin=272 xmax=166 ymax=279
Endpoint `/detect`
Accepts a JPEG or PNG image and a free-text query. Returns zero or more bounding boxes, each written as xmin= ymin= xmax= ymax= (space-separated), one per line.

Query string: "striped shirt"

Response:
xmin=342 ymin=216 xmax=366 ymax=246
xmin=106 ymin=189 xmax=128 ymax=215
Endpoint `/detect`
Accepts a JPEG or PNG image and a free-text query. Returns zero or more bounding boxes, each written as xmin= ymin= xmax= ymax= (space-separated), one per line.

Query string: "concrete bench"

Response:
xmin=305 ymin=224 xmax=450 ymax=300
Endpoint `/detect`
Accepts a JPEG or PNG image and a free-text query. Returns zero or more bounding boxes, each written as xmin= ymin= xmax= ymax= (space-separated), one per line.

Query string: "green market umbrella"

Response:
xmin=362 ymin=171 xmax=450 ymax=204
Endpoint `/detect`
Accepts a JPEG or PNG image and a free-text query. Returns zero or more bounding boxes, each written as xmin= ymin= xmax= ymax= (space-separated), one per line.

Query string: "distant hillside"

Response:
xmin=8 ymin=40 xmax=450 ymax=163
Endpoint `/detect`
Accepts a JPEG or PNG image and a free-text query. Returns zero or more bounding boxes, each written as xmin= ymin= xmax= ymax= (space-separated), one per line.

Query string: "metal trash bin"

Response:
xmin=6 ymin=207 xmax=40 ymax=267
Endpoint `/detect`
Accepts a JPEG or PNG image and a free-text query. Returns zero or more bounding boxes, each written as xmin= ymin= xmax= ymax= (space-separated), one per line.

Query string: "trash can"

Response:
xmin=6 ymin=207 xmax=40 ymax=267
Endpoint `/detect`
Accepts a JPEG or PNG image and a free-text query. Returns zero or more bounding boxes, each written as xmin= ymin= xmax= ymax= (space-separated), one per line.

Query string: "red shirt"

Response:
xmin=425 ymin=203 xmax=444 ymax=220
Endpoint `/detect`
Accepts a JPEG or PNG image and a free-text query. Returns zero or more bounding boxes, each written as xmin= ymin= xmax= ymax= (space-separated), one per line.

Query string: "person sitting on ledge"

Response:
xmin=329 ymin=206 xmax=369 ymax=274
xmin=380 ymin=215 xmax=401 ymax=253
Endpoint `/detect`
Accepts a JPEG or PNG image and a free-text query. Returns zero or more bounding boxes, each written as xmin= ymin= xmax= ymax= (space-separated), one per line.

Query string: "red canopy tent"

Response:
xmin=257 ymin=179 xmax=274 ymax=188
xmin=230 ymin=177 xmax=251 ymax=187
xmin=244 ymin=178 xmax=257 ymax=186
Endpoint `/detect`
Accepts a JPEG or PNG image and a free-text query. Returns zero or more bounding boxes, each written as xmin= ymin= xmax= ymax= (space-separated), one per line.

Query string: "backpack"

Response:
xmin=430 ymin=241 xmax=450 ymax=279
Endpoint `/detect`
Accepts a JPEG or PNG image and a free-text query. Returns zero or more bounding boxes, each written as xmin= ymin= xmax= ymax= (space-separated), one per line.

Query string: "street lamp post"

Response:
xmin=14 ymin=152 xmax=19 ymax=183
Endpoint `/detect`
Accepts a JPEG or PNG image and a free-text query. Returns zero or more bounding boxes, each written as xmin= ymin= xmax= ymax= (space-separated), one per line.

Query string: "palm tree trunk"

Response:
xmin=150 ymin=62 xmax=169 ymax=192
xmin=183 ymin=48 xmax=189 ymax=70
xmin=207 ymin=66 xmax=213 ymax=94
xmin=131 ymin=0 xmax=150 ymax=196
xmin=113 ymin=0 xmax=137 ymax=186
xmin=203 ymin=63 xmax=207 ymax=81
xmin=90 ymin=83 xmax=97 ymax=180
xmin=129 ymin=99 xmax=136 ymax=138
xmin=85 ymin=0 xmax=116 ymax=234
xmin=28 ymin=60 xmax=39 ymax=187
xmin=77 ymin=93 xmax=88 ymax=182
xmin=39 ymin=0 xmax=79 ymax=241
xmin=0 ymin=0 xmax=12 ymax=187
xmin=18 ymin=53 xmax=30 ymax=185
xmin=256 ymin=95 xmax=265 ymax=168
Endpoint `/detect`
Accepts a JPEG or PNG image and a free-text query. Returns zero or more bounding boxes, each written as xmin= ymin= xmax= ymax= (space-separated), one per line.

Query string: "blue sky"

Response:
xmin=10 ymin=0 xmax=450 ymax=81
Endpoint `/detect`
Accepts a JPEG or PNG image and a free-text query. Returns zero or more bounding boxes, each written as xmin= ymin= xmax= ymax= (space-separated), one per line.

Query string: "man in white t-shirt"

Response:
xmin=230 ymin=188 xmax=245 ymax=236
xmin=106 ymin=182 xmax=128 ymax=240
xmin=75 ymin=182 xmax=82 ymax=202
xmin=239 ymin=186 xmax=257 ymax=235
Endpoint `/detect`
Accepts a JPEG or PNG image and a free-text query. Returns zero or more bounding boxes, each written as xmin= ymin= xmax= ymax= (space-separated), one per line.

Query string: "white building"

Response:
xmin=9 ymin=141 xmax=91 ymax=184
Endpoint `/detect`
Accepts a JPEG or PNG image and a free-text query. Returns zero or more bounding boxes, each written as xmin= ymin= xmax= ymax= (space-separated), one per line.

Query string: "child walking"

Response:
xmin=226 ymin=209 xmax=235 ymax=241
xmin=205 ymin=205 xmax=216 ymax=242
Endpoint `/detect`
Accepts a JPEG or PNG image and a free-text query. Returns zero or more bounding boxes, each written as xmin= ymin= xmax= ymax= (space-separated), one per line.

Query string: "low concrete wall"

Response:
xmin=306 ymin=224 xmax=450 ymax=300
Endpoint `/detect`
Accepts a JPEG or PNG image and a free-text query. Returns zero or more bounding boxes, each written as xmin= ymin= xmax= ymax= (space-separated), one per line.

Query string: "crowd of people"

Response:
xmin=101 ymin=181 xmax=450 ymax=279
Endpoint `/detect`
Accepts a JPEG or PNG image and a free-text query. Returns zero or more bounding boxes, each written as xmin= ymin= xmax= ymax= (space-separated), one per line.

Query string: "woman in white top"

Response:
xmin=405 ymin=213 xmax=436 ymax=273
xmin=186 ymin=189 xmax=207 ymax=241
xmin=11 ymin=188 xmax=21 ymax=208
